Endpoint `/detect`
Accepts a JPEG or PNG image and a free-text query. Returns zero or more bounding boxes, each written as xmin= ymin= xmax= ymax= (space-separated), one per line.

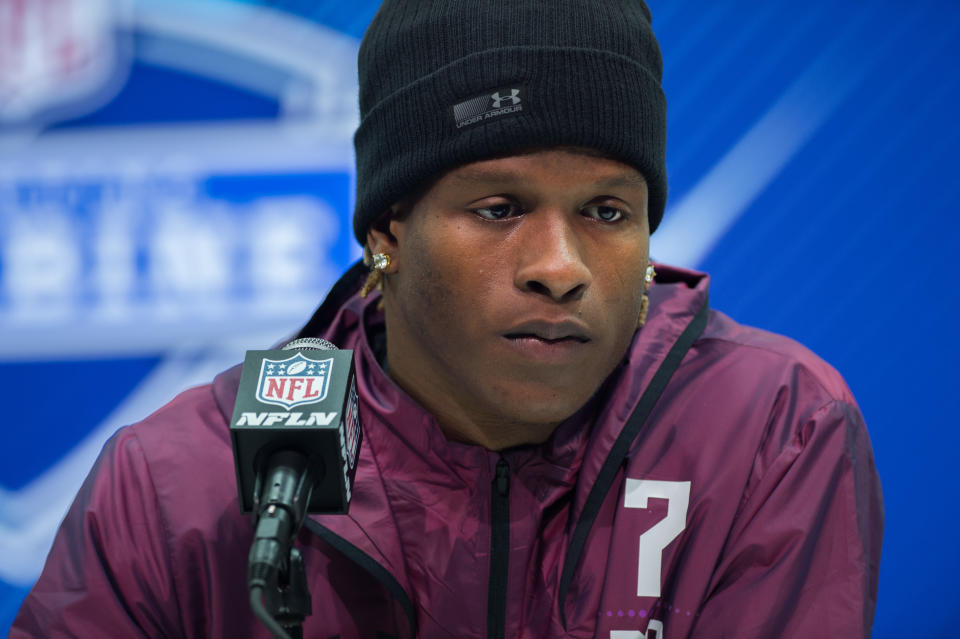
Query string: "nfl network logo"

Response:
xmin=256 ymin=353 xmax=333 ymax=410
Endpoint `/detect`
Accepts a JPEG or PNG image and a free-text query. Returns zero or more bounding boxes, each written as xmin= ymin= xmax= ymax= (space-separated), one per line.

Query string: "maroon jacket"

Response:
xmin=12 ymin=264 xmax=883 ymax=638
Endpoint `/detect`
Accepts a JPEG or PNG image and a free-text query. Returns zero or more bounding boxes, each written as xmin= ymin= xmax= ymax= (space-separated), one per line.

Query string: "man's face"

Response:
xmin=372 ymin=148 xmax=650 ymax=446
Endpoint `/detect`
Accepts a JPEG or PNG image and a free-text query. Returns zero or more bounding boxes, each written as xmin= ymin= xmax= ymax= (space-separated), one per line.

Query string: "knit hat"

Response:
xmin=352 ymin=0 xmax=667 ymax=244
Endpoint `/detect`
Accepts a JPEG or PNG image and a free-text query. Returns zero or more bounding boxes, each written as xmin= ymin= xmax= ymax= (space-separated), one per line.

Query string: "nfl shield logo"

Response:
xmin=0 ymin=0 xmax=132 ymax=126
xmin=256 ymin=353 xmax=332 ymax=410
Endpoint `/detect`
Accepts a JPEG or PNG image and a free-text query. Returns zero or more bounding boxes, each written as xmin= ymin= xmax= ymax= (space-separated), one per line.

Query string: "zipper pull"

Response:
xmin=495 ymin=458 xmax=510 ymax=497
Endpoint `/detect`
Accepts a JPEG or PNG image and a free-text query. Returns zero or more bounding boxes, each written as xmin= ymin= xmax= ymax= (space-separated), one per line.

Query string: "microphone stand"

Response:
xmin=247 ymin=450 xmax=318 ymax=639
xmin=259 ymin=547 xmax=311 ymax=639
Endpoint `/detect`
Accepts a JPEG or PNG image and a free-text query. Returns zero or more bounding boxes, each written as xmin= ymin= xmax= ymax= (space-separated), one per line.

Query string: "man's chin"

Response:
xmin=493 ymin=385 xmax=595 ymax=428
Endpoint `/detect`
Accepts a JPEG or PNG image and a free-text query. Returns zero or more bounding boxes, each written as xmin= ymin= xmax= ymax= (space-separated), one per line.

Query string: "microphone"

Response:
xmin=230 ymin=337 xmax=361 ymax=634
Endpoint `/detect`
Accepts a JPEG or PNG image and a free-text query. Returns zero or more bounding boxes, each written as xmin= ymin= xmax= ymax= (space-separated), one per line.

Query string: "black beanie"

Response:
xmin=352 ymin=0 xmax=666 ymax=244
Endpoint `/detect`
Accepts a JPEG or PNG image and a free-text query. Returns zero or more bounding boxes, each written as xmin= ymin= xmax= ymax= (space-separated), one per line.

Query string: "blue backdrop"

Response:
xmin=2 ymin=1 xmax=957 ymax=636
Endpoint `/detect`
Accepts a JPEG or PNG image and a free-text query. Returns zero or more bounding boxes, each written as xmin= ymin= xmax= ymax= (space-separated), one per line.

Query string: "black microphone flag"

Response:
xmin=230 ymin=338 xmax=361 ymax=516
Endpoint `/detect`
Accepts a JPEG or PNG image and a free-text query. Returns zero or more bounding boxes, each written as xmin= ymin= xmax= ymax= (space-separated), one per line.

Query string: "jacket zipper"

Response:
xmin=488 ymin=457 xmax=510 ymax=639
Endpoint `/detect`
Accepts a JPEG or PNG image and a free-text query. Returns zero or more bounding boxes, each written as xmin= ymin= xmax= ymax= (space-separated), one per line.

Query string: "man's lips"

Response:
xmin=503 ymin=323 xmax=590 ymax=366
xmin=505 ymin=334 xmax=586 ymax=344
xmin=502 ymin=319 xmax=591 ymax=343
xmin=501 ymin=320 xmax=591 ymax=361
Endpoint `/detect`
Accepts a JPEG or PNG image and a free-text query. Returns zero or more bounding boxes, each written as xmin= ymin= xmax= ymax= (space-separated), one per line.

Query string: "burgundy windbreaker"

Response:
xmin=12 ymin=264 xmax=883 ymax=638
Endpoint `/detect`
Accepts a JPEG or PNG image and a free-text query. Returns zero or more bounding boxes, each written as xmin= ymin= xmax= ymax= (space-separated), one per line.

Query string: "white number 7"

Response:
xmin=624 ymin=479 xmax=691 ymax=598
xmin=611 ymin=619 xmax=664 ymax=639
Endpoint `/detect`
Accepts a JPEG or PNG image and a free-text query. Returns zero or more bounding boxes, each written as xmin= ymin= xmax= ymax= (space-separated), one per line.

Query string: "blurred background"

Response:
xmin=1 ymin=0 xmax=957 ymax=636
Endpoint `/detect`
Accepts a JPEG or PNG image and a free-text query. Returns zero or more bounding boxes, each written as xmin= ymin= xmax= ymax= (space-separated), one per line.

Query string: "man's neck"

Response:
xmin=435 ymin=410 xmax=559 ymax=451
xmin=387 ymin=363 xmax=560 ymax=450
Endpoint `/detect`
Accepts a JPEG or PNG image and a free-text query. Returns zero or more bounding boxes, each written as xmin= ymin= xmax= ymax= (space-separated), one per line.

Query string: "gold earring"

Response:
xmin=645 ymin=263 xmax=656 ymax=285
xmin=360 ymin=252 xmax=391 ymax=298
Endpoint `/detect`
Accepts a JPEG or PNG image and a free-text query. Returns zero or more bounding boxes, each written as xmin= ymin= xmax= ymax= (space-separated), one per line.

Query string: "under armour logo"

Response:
xmin=452 ymin=86 xmax=526 ymax=128
xmin=491 ymin=89 xmax=521 ymax=108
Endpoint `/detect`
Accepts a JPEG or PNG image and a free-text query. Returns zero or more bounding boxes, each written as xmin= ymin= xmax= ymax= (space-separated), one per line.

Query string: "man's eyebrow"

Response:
xmin=593 ymin=174 xmax=648 ymax=190
xmin=450 ymin=169 xmax=523 ymax=184
xmin=450 ymin=169 xmax=647 ymax=189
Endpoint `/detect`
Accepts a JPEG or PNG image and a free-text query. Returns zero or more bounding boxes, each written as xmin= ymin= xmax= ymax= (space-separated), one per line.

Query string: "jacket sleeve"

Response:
xmin=10 ymin=428 xmax=184 ymax=638
xmin=691 ymin=399 xmax=883 ymax=639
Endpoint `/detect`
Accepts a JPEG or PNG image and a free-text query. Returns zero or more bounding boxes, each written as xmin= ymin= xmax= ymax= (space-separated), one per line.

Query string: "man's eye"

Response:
xmin=582 ymin=205 xmax=625 ymax=222
xmin=473 ymin=203 xmax=521 ymax=220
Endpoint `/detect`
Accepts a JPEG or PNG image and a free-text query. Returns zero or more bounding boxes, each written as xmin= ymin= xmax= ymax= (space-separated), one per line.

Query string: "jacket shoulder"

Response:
xmin=696 ymin=308 xmax=856 ymax=406
xmin=127 ymin=381 xmax=231 ymax=456
xmin=119 ymin=381 xmax=239 ymax=537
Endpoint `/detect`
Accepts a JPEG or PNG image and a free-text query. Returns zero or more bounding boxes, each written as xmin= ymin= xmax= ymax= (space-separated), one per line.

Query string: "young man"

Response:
xmin=13 ymin=1 xmax=882 ymax=638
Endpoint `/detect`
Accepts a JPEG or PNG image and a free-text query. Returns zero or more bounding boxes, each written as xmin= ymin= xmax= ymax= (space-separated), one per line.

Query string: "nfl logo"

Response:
xmin=0 ymin=0 xmax=132 ymax=126
xmin=256 ymin=353 xmax=333 ymax=410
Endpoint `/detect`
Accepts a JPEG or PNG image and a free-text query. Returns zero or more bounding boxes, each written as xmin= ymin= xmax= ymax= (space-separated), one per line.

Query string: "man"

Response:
xmin=12 ymin=1 xmax=883 ymax=638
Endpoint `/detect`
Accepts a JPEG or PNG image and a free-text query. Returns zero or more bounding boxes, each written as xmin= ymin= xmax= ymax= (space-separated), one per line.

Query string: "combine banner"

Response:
xmin=0 ymin=0 xmax=361 ymax=358
xmin=0 ymin=0 xmax=363 ymax=627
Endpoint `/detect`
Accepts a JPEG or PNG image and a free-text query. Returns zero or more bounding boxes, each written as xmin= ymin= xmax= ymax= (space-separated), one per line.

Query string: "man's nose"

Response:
xmin=514 ymin=211 xmax=592 ymax=303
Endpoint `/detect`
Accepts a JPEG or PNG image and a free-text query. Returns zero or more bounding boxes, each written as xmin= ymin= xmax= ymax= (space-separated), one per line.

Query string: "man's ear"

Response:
xmin=365 ymin=208 xmax=401 ymax=272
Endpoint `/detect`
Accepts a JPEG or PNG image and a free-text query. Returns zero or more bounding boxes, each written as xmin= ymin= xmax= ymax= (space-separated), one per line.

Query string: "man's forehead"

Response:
xmin=446 ymin=153 xmax=649 ymax=189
